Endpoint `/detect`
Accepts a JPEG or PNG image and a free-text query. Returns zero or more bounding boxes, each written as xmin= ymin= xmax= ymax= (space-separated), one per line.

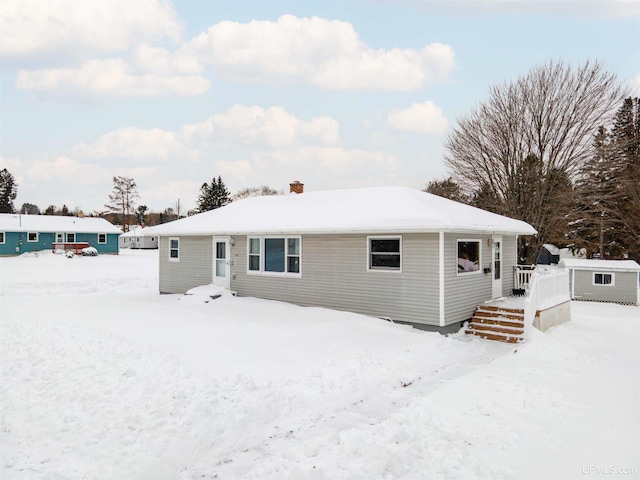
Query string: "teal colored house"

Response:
xmin=0 ymin=214 xmax=121 ymax=256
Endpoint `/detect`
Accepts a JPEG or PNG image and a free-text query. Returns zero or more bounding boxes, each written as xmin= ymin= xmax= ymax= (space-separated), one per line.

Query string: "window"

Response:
xmin=287 ymin=238 xmax=300 ymax=274
xmin=247 ymin=236 xmax=301 ymax=276
xmin=98 ymin=233 xmax=107 ymax=244
xmin=593 ymin=272 xmax=614 ymax=286
xmin=248 ymin=238 xmax=261 ymax=271
xmin=27 ymin=232 xmax=38 ymax=242
xmin=169 ymin=237 xmax=179 ymax=261
xmin=368 ymin=237 xmax=401 ymax=271
xmin=457 ymin=240 xmax=481 ymax=274
xmin=0 ymin=232 xmax=4 ymax=244
xmin=66 ymin=233 xmax=75 ymax=243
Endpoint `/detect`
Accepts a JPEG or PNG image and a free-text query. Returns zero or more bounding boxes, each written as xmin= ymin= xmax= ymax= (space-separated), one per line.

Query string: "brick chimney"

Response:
xmin=289 ymin=180 xmax=304 ymax=194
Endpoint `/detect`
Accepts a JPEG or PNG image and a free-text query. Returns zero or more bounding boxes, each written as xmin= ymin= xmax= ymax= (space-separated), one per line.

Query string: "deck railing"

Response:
xmin=523 ymin=266 xmax=571 ymax=334
xmin=52 ymin=242 xmax=90 ymax=254
xmin=513 ymin=264 xmax=536 ymax=291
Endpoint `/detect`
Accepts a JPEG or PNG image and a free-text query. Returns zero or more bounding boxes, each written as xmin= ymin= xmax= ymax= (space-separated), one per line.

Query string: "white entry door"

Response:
xmin=213 ymin=237 xmax=231 ymax=289
xmin=492 ymin=236 xmax=503 ymax=298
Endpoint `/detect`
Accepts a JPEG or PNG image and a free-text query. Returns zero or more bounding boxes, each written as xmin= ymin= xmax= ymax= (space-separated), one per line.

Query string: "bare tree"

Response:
xmin=232 ymin=185 xmax=283 ymax=201
xmin=105 ymin=176 xmax=139 ymax=231
xmin=445 ymin=60 xmax=626 ymax=262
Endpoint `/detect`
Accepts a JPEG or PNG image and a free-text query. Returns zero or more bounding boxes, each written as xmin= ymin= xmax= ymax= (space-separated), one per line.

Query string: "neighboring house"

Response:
xmin=559 ymin=258 xmax=640 ymax=305
xmin=537 ymin=244 xmax=560 ymax=265
xmin=0 ymin=214 xmax=121 ymax=256
xmin=147 ymin=186 xmax=536 ymax=333
xmin=119 ymin=227 xmax=158 ymax=249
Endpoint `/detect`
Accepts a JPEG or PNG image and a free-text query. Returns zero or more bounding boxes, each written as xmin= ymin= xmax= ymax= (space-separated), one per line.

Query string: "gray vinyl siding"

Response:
xmin=230 ymin=233 xmax=441 ymax=325
xmin=443 ymin=233 xmax=492 ymax=324
xmin=159 ymin=236 xmax=213 ymax=294
xmin=571 ymin=269 xmax=639 ymax=304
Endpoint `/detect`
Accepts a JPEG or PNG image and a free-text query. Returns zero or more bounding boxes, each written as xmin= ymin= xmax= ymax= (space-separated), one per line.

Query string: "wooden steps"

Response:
xmin=465 ymin=305 xmax=526 ymax=343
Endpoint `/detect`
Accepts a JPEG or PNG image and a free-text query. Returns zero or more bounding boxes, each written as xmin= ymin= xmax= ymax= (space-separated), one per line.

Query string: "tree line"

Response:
xmin=0 ymin=170 xmax=282 ymax=232
xmin=429 ymin=60 xmax=638 ymax=262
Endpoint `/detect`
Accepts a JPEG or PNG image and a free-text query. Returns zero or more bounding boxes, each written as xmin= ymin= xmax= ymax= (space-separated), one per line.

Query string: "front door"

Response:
xmin=492 ymin=236 xmax=503 ymax=298
xmin=213 ymin=237 xmax=231 ymax=289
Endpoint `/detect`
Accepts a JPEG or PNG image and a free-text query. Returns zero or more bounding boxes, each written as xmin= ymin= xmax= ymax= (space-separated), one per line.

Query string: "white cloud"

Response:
xmin=72 ymin=128 xmax=201 ymax=163
xmin=180 ymin=105 xmax=340 ymax=147
xmin=17 ymin=58 xmax=210 ymax=99
xmin=387 ymin=101 xmax=449 ymax=135
xmin=404 ymin=0 xmax=639 ymax=19
xmin=188 ymin=15 xmax=455 ymax=91
xmin=0 ymin=0 xmax=182 ymax=63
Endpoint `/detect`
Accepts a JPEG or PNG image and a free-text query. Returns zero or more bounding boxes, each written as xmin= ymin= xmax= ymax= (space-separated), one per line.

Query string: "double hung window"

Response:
xmin=169 ymin=237 xmax=179 ymax=261
xmin=368 ymin=237 xmax=401 ymax=271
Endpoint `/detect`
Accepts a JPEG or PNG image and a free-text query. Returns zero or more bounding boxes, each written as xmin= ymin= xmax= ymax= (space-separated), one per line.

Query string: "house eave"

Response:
xmin=153 ymin=225 xmax=536 ymax=237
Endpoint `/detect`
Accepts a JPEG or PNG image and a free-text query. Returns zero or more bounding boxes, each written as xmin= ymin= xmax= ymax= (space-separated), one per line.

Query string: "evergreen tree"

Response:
xmin=424 ymin=177 xmax=469 ymax=203
xmin=136 ymin=205 xmax=148 ymax=225
xmin=0 ymin=168 xmax=18 ymax=213
xmin=20 ymin=203 xmax=40 ymax=215
xmin=196 ymin=175 xmax=231 ymax=213
xmin=611 ymin=97 xmax=640 ymax=259
xmin=569 ymin=98 xmax=640 ymax=260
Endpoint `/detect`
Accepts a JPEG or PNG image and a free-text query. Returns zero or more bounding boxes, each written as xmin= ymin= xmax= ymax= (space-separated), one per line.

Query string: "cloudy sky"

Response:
xmin=1 ymin=0 xmax=639 ymax=214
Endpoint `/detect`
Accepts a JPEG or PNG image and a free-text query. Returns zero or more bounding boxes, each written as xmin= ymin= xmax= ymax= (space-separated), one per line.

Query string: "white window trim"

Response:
xmin=367 ymin=236 xmax=402 ymax=273
xmin=456 ymin=239 xmax=482 ymax=276
xmin=98 ymin=233 xmax=107 ymax=244
xmin=169 ymin=237 xmax=180 ymax=262
xmin=0 ymin=231 xmax=5 ymax=244
xmin=592 ymin=271 xmax=615 ymax=287
xmin=66 ymin=233 xmax=76 ymax=243
xmin=246 ymin=236 xmax=302 ymax=277
xmin=27 ymin=232 xmax=38 ymax=242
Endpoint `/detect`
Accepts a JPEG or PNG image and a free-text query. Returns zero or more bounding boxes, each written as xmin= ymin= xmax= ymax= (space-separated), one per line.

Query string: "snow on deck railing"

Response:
xmin=523 ymin=266 xmax=571 ymax=335
xmin=514 ymin=265 xmax=536 ymax=291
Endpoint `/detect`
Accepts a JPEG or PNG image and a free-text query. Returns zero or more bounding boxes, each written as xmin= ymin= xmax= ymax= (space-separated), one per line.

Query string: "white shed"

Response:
xmin=119 ymin=227 xmax=158 ymax=250
xmin=559 ymin=259 xmax=640 ymax=305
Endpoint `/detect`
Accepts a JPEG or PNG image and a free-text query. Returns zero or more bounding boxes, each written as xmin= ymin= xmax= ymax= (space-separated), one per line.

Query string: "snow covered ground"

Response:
xmin=1 ymin=249 xmax=638 ymax=479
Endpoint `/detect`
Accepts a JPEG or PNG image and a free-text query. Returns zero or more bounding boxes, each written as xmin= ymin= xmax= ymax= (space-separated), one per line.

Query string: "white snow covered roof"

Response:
xmin=0 ymin=214 xmax=121 ymax=234
xmin=120 ymin=226 xmax=154 ymax=238
xmin=559 ymin=259 xmax=640 ymax=272
xmin=542 ymin=244 xmax=561 ymax=255
xmin=147 ymin=186 xmax=537 ymax=236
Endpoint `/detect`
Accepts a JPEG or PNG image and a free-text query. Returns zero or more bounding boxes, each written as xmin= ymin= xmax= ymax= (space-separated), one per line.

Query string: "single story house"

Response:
xmin=559 ymin=258 xmax=640 ymax=305
xmin=148 ymin=186 xmax=536 ymax=332
xmin=119 ymin=227 xmax=158 ymax=249
xmin=0 ymin=214 xmax=121 ymax=256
